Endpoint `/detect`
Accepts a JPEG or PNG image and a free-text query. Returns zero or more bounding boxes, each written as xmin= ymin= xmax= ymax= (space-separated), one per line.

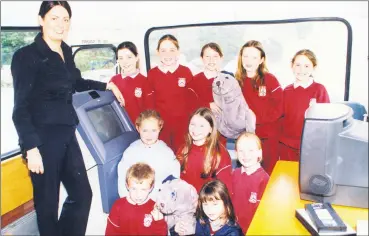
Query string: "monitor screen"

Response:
xmin=87 ymin=104 xmax=125 ymax=143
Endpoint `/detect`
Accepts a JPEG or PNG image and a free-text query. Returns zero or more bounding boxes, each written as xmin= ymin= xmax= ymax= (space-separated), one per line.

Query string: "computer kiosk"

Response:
xmin=73 ymin=90 xmax=139 ymax=213
xmin=299 ymin=103 xmax=368 ymax=208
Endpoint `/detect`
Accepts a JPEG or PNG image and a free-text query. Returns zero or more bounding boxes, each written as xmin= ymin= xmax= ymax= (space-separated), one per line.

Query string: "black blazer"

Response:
xmin=11 ymin=32 xmax=107 ymax=152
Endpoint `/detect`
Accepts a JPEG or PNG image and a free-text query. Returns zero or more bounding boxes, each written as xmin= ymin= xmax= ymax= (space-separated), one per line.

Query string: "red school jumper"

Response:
xmin=241 ymin=73 xmax=283 ymax=175
xmin=188 ymin=72 xmax=214 ymax=109
xmin=178 ymin=143 xmax=233 ymax=193
xmin=279 ymin=81 xmax=330 ymax=161
xmin=147 ymin=64 xmax=194 ymax=152
xmin=188 ymin=72 xmax=227 ymax=146
xmin=105 ymin=197 xmax=167 ymax=236
xmin=231 ymin=166 xmax=269 ymax=233
xmin=110 ymin=73 xmax=152 ymax=123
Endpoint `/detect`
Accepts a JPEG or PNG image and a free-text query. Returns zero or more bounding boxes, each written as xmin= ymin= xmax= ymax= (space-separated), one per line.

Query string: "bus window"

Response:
xmin=145 ymin=19 xmax=350 ymax=105
xmin=1 ymin=29 xmax=39 ymax=157
xmin=73 ymin=46 xmax=117 ymax=83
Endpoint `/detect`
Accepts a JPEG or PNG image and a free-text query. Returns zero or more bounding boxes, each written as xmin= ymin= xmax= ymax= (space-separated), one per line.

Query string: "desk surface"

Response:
xmin=247 ymin=160 xmax=368 ymax=235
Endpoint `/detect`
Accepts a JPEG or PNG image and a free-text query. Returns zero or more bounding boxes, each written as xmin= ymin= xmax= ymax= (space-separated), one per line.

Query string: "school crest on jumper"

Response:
xmin=143 ymin=214 xmax=153 ymax=227
xmin=134 ymin=87 xmax=142 ymax=98
xmin=258 ymin=86 xmax=266 ymax=97
xmin=178 ymin=78 xmax=186 ymax=87
xmin=249 ymin=192 xmax=258 ymax=203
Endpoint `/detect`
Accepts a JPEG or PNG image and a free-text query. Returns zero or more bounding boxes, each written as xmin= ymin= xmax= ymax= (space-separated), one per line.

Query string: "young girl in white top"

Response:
xmin=117 ymin=109 xmax=180 ymax=201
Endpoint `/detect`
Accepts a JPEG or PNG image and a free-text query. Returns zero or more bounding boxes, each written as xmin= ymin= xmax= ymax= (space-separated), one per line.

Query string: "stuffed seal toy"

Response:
xmin=155 ymin=175 xmax=198 ymax=236
xmin=212 ymin=72 xmax=256 ymax=139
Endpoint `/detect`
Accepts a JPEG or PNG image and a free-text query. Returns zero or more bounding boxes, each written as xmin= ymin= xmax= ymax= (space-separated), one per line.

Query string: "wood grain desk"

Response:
xmin=247 ymin=160 xmax=368 ymax=235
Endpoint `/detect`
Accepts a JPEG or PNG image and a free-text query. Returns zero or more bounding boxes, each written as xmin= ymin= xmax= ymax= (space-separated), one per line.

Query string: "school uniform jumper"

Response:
xmin=117 ymin=139 xmax=180 ymax=201
xmin=179 ymin=143 xmax=233 ymax=193
xmin=280 ymin=81 xmax=330 ymax=161
xmin=188 ymin=72 xmax=214 ymax=109
xmin=241 ymin=73 xmax=283 ymax=175
xmin=187 ymin=72 xmax=228 ymax=146
xmin=232 ymin=166 xmax=269 ymax=233
xmin=105 ymin=197 xmax=167 ymax=235
xmin=147 ymin=65 xmax=194 ymax=152
xmin=109 ymin=72 xmax=152 ymax=123
xmin=11 ymin=33 xmax=107 ymax=236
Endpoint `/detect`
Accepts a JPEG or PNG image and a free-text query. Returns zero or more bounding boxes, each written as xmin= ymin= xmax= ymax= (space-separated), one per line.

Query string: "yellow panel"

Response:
xmin=247 ymin=161 xmax=368 ymax=235
xmin=1 ymin=155 xmax=33 ymax=215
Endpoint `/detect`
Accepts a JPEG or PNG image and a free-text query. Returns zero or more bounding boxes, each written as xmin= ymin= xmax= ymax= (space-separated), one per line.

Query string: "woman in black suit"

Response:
xmin=11 ymin=1 xmax=124 ymax=235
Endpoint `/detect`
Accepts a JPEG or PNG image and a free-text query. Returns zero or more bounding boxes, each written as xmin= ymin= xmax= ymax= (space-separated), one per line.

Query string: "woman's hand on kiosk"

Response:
xmin=107 ymin=82 xmax=125 ymax=107
xmin=26 ymin=147 xmax=44 ymax=174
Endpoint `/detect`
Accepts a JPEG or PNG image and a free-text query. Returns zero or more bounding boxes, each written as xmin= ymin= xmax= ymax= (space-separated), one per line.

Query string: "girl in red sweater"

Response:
xmin=235 ymin=40 xmax=283 ymax=175
xmin=177 ymin=107 xmax=233 ymax=193
xmin=147 ymin=34 xmax=194 ymax=152
xmin=109 ymin=41 xmax=151 ymax=123
xmin=279 ymin=49 xmax=330 ymax=161
xmin=189 ymin=42 xmax=223 ymax=113
xmin=232 ymin=132 xmax=269 ymax=233
xmin=188 ymin=42 xmax=228 ymax=145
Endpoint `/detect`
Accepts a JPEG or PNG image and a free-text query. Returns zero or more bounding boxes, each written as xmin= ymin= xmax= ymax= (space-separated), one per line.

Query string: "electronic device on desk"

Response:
xmin=295 ymin=205 xmax=355 ymax=236
xmin=299 ymin=103 xmax=368 ymax=208
xmin=305 ymin=203 xmax=346 ymax=232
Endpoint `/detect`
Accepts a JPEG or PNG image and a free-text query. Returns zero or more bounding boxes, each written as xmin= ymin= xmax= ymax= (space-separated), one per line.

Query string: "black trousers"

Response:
xmin=29 ymin=125 xmax=92 ymax=236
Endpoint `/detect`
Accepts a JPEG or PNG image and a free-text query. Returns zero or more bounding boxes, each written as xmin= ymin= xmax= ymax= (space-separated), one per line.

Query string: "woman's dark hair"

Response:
xmin=39 ymin=1 xmax=72 ymax=18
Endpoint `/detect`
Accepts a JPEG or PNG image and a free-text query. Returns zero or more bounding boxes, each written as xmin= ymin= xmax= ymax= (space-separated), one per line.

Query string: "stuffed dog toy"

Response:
xmin=155 ymin=175 xmax=198 ymax=236
xmin=212 ymin=72 xmax=256 ymax=139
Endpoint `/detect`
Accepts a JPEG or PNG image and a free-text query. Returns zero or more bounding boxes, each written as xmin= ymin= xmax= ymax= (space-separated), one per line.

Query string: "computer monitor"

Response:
xmin=299 ymin=103 xmax=368 ymax=208
xmin=73 ymin=90 xmax=139 ymax=213
xmin=86 ymin=104 xmax=124 ymax=144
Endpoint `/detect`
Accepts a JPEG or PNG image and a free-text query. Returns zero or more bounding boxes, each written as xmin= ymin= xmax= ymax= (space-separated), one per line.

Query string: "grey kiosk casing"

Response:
xmin=299 ymin=103 xmax=368 ymax=208
xmin=73 ymin=90 xmax=139 ymax=213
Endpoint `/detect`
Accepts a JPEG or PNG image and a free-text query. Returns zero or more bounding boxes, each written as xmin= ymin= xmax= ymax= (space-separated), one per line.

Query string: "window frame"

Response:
xmin=143 ymin=17 xmax=353 ymax=101
xmin=71 ymin=44 xmax=118 ymax=82
xmin=1 ymin=27 xmax=40 ymax=161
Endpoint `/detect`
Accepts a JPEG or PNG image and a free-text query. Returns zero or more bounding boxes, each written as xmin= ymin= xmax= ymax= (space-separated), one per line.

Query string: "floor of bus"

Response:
xmin=1 ymin=134 xmax=238 ymax=235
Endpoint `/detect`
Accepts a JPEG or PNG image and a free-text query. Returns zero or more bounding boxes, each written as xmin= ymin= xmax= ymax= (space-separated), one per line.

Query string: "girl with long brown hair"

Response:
xmin=235 ymin=40 xmax=283 ymax=175
xmin=177 ymin=107 xmax=232 ymax=193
